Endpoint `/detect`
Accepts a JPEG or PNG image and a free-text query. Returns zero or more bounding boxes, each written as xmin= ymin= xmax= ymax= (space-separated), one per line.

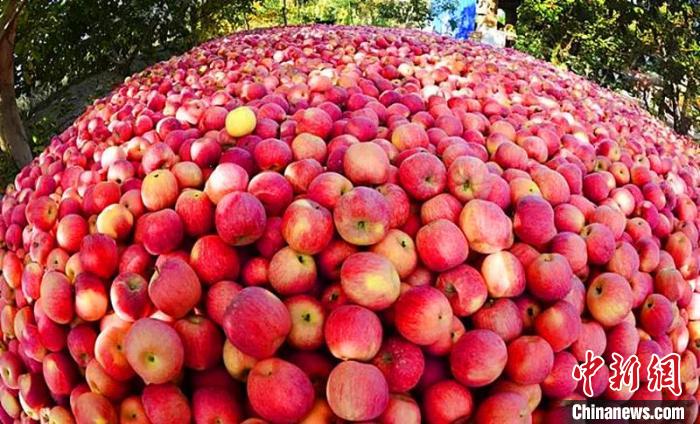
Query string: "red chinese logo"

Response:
xmin=572 ymin=350 xmax=605 ymax=397
xmin=572 ymin=350 xmax=681 ymax=397
xmin=647 ymin=352 xmax=681 ymax=396
xmin=608 ymin=352 xmax=640 ymax=393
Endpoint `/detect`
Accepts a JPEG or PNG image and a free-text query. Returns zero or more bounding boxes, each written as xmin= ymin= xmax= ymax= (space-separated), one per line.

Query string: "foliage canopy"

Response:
xmin=10 ymin=0 xmax=431 ymax=145
xmin=3 ymin=0 xmax=697 ymax=183
xmin=0 ymin=0 xmax=437 ymax=182
xmin=515 ymin=0 xmax=700 ymax=136
xmin=14 ymin=0 xmax=431 ymax=99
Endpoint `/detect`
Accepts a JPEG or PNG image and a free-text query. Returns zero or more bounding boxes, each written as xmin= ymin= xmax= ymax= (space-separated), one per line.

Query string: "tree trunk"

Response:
xmin=677 ymin=79 xmax=694 ymax=136
xmin=281 ymin=0 xmax=288 ymax=26
xmin=243 ymin=11 xmax=250 ymax=30
xmin=0 ymin=0 xmax=31 ymax=168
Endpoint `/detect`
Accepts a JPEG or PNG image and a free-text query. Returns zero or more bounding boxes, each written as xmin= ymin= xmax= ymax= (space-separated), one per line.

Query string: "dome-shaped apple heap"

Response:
xmin=1 ymin=25 xmax=700 ymax=423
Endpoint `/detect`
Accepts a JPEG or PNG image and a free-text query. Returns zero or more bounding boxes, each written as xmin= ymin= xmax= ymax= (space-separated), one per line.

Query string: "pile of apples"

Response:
xmin=1 ymin=24 xmax=700 ymax=423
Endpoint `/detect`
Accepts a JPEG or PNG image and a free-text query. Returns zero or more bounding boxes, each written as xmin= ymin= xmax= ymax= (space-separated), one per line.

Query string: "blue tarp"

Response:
xmin=432 ymin=0 xmax=477 ymax=39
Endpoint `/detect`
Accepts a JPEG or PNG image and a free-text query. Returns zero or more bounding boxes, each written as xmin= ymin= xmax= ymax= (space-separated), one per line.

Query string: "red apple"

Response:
xmin=586 ymin=272 xmax=633 ymax=327
xmin=118 ymin=243 xmax=153 ymax=277
xmin=343 ymin=142 xmax=390 ymax=185
xmin=372 ymin=336 xmax=425 ymax=392
xmin=513 ymin=195 xmax=557 ymax=246
xmin=124 ymin=318 xmax=184 ymax=384
xmin=222 ymin=287 xmax=291 ymax=359
xmin=553 ymin=203 xmax=585 ymax=233
xmin=580 ymin=223 xmax=616 ymax=265
xmin=141 ymin=169 xmax=178 ymax=211
xmin=85 ymin=355 xmax=130 ymax=399
xmin=190 ymin=235 xmax=240 ymax=285
xmin=526 ymin=253 xmax=573 ymax=301
xmin=175 ymin=189 xmax=214 ymax=237
xmin=171 ymin=161 xmax=203 ymax=188
xmin=248 ymin=171 xmax=294 ymax=216
xmin=307 ymin=172 xmax=353 ymax=210
xmin=380 ymin=394 xmax=421 ymax=424
xmin=421 ymin=193 xmax=462 ymax=223
xmin=148 ymin=258 xmax=201 ymax=319
xmin=435 ymin=264 xmax=488 ymax=317
xmin=394 ymin=285 xmax=453 ymax=345
xmin=192 ymin=387 xmax=243 ymax=424
xmin=74 ymin=392 xmax=118 ymax=424
xmin=534 ymin=300 xmax=581 ymax=352
xmin=570 ymin=320 xmax=606 ymax=361
xmin=292 ymin=133 xmax=328 ymax=162
xmin=247 ymin=358 xmax=315 ymax=423
xmin=505 ymin=335 xmax=554 ymax=385
xmin=481 ymin=251 xmax=526 ymax=298
xmin=42 ymin=352 xmax=79 ymax=396
xmin=138 ymin=209 xmax=184 ymax=255
xmin=286 ymin=159 xmax=323 ymax=193
xmin=142 ymin=383 xmax=191 ymax=424
xmin=215 ymin=192 xmax=266 ymax=246
xmin=423 ymin=380 xmax=474 ymax=424
xmin=268 ymin=246 xmax=317 ymax=295
xmin=39 ymin=271 xmax=74 ymax=324
xmin=281 ymin=199 xmax=333 ymax=255
xmin=450 ymin=329 xmax=508 ymax=387
xmin=205 ymin=280 xmax=242 ymax=326
xmin=119 ymin=395 xmax=151 ymax=424
xmin=475 ymin=391 xmax=530 ymax=424
xmin=640 ymin=293 xmax=674 ymax=337
xmin=398 ymin=152 xmax=447 ymax=201
xmin=173 ymin=315 xmax=224 ymax=371
xmin=110 ymin=272 xmax=153 ymax=322
xmin=326 ymin=361 xmax=389 ymax=421
xmin=79 ymin=234 xmax=118 ymax=279
xmin=25 ymin=196 xmax=58 ymax=231
xmin=550 ymin=232 xmax=588 ymax=273
xmin=604 ymin=321 xmax=641 ymax=361
xmin=74 ymin=272 xmax=108 ymax=322
xmin=56 ymin=214 xmax=88 ymax=253
xmin=416 ymin=219 xmax=469 ymax=271
xmin=284 ymin=295 xmax=325 ymax=351
xmin=204 ymin=163 xmax=249 ymax=204
xmin=459 ymin=199 xmax=514 ymax=254
xmin=222 ymin=340 xmax=258 ymax=382
xmin=541 ymin=351 xmax=578 ymax=399
xmin=325 ymin=304 xmax=383 ymax=361
xmin=67 ymin=324 xmax=97 ymax=368
xmin=446 ymin=155 xmax=491 ymax=202
xmin=95 ymin=324 xmax=135 ymax=382
xmin=370 ymin=229 xmax=417 ymax=278
xmin=96 ymin=203 xmax=134 ymax=240
xmin=391 ymin=123 xmax=428 ymax=151
xmin=340 ymin=252 xmax=400 ymax=310
xmin=472 ymin=298 xmax=523 ymax=342
xmin=295 ymin=107 xmax=333 ymax=138
xmin=333 ymin=186 xmax=390 ymax=245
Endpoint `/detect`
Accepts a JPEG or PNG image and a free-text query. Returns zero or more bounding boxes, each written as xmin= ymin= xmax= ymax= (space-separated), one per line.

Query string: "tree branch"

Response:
xmin=0 ymin=0 xmax=27 ymax=42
